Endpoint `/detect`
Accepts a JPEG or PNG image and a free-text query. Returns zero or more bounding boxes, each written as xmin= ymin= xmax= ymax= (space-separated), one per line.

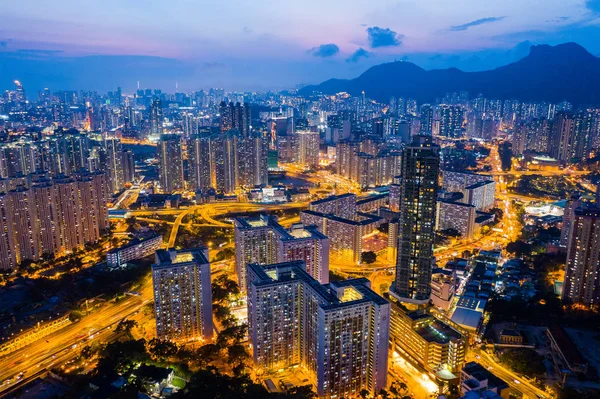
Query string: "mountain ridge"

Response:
xmin=298 ymin=43 xmax=600 ymax=105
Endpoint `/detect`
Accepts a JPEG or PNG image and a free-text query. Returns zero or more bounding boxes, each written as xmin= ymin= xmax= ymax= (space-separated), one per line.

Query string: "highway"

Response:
xmin=0 ymin=278 xmax=151 ymax=392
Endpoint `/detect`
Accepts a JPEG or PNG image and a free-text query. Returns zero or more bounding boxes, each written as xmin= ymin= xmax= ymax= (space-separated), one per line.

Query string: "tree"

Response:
xmin=147 ymin=338 xmax=179 ymax=361
xmin=115 ymin=319 xmax=137 ymax=335
xmin=499 ymin=349 xmax=546 ymax=378
xmin=287 ymin=385 xmax=317 ymax=398
xmin=506 ymin=240 xmax=532 ymax=257
xmin=69 ymin=310 xmax=85 ymax=323
xmin=361 ymin=251 xmax=377 ymax=264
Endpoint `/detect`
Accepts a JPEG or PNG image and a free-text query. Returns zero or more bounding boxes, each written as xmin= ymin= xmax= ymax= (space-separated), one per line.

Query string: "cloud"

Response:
xmin=346 ymin=48 xmax=372 ymax=63
xmin=450 ymin=16 xmax=506 ymax=31
xmin=366 ymin=27 xmax=403 ymax=48
xmin=308 ymin=43 xmax=339 ymax=58
xmin=243 ymin=27 xmax=253 ymax=34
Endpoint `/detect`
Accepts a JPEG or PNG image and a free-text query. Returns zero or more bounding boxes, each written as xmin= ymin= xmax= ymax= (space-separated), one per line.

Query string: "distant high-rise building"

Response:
xmin=438 ymin=105 xmax=464 ymax=138
xmin=572 ymin=110 xmax=594 ymax=161
xmin=247 ymin=261 xmax=389 ymax=398
xmin=562 ymin=207 xmax=600 ymax=306
xmin=550 ymin=112 xmax=575 ymax=163
xmin=0 ymin=173 xmax=108 ymax=270
xmin=149 ymin=98 xmax=164 ymax=138
xmin=152 ymin=247 xmax=213 ymax=341
xmin=237 ymin=134 xmax=269 ymax=188
xmin=104 ymin=138 xmax=124 ymax=193
xmin=420 ymin=105 xmax=433 ymax=135
xmin=188 ymin=134 xmax=213 ymax=192
xmin=121 ymin=150 xmax=135 ymax=184
xmin=391 ymin=136 xmax=440 ymax=304
xmin=213 ymin=132 xmax=238 ymax=194
xmin=296 ymin=130 xmax=320 ymax=168
xmin=560 ymin=193 xmax=582 ymax=247
xmin=157 ymin=134 xmax=184 ymax=193
xmin=219 ymin=101 xmax=251 ymax=136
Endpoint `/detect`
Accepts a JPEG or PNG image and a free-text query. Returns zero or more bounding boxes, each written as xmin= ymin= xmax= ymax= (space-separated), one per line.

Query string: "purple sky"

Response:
xmin=2 ymin=0 xmax=600 ymax=92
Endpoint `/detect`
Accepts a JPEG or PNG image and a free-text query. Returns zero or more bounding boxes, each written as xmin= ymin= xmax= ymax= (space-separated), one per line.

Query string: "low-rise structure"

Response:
xmin=387 ymin=294 xmax=467 ymax=374
xmin=460 ymin=362 xmax=510 ymax=399
xmin=106 ymin=234 xmax=163 ymax=267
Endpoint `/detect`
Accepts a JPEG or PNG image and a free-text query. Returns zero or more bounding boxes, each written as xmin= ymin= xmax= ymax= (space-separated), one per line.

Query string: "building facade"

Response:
xmin=152 ymin=247 xmax=213 ymax=341
xmin=562 ymin=207 xmax=600 ymax=306
xmin=392 ymin=136 xmax=440 ymax=304
xmin=247 ymin=261 xmax=389 ymax=398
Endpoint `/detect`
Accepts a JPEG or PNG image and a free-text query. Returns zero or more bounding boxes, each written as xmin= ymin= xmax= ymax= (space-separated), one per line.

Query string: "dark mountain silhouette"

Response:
xmin=298 ymin=43 xmax=600 ymax=105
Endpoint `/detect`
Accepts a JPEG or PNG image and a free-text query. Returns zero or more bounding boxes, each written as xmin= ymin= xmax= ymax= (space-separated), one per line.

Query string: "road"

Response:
xmin=469 ymin=350 xmax=549 ymax=399
xmin=0 ymin=263 xmax=230 ymax=394
xmin=0 ymin=277 xmax=151 ymax=392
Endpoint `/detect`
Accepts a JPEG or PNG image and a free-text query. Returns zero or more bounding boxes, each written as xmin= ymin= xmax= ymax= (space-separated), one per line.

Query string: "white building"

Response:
xmin=106 ymin=234 xmax=163 ymax=267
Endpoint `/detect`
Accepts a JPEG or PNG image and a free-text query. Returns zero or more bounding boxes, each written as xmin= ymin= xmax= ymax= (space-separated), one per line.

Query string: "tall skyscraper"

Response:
xmin=560 ymin=193 xmax=582 ymax=247
xmin=237 ymin=133 xmax=269 ymax=188
xmin=550 ymin=112 xmax=574 ymax=163
xmin=104 ymin=138 xmax=124 ymax=193
xmin=213 ymin=132 xmax=238 ymax=194
xmin=157 ymin=134 xmax=184 ymax=193
xmin=274 ymin=223 xmax=330 ymax=284
xmin=219 ymin=101 xmax=251 ymax=136
xmin=562 ymin=207 xmax=600 ymax=306
xmin=572 ymin=110 xmax=594 ymax=161
xmin=247 ymin=261 xmax=389 ymax=398
xmin=152 ymin=247 xmax=214 ymax=341
xmin=188 ymin=134 xmax=213 ymax=191
xmin=419 ymin=105 xmax=433 ymax=135
xmin=297 ymin=130 xmax=320 ymax=168
xmin=438 ymin=105 xmax=464 ymax=138
xmin=391 ymin=136 xmax=440 ymax=304
xmin=149 ymin=98 xmax=164 ymax=139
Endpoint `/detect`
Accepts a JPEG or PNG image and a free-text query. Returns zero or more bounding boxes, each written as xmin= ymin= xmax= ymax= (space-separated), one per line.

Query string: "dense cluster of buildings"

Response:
xmin=247 ymin=261 xmax=389 ymax=398
xmin=0 ymin=172 xmax=109 ymax=270
xmin=233 ymin=215 xmax=330 ymax=291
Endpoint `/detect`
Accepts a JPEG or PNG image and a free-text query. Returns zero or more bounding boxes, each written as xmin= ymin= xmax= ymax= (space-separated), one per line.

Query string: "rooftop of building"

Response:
xmin=248 ymin=261 xmax=388 ymax=309
xmin=462 ymin=362 xmax=509 ymax=392
xmin=107 ymin=234 xmax=161 ymax=254
xmin=415 ymin=318 xmax=463 ymax=344
xmin=153 ymin=247 xmax=209 ymax=269
xmin=310 ymin=192 xmax=356 ymax=206
xmin=500 ymin=329 xmax=521 ymax=337
xmin=356 ymin=193 xmax=389 ymax=205
xmin=234 ymin=214 xmax=279 ymax=229
xmin=465 ymin=180 xmax=495 ymax=190
xmin=275 ymin=223 xmax=328 ymax=241
xmin=301 ymin=209 xmax=382 ymax=226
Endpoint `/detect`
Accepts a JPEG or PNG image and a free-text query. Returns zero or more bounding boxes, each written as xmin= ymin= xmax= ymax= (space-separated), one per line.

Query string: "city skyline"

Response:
xmin=2 ymin=1 xmax=600 ymax=92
